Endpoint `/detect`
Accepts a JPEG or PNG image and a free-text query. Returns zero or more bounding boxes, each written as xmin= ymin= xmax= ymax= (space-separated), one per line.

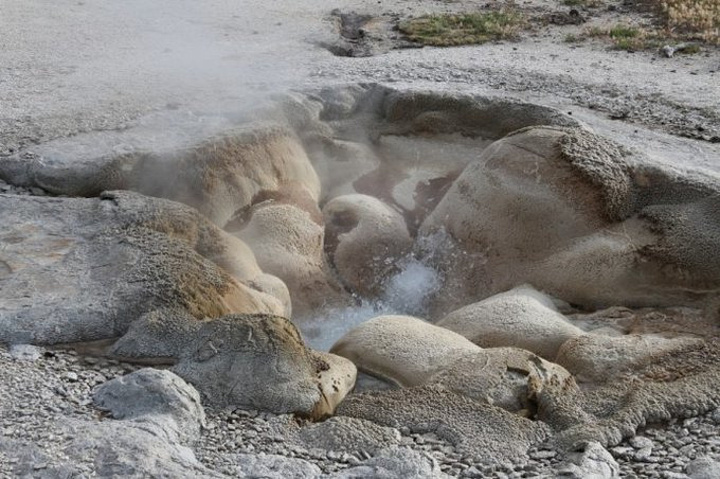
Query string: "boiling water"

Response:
xmin=297 ymin=256 xmax=442 ymax=351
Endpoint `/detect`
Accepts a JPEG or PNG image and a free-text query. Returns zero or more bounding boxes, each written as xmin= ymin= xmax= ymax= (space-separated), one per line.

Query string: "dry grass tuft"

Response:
xmin=399 ymin=10 xmax=526 ymax=46
xmin=645 ymin=0 xmax=720 ymax=43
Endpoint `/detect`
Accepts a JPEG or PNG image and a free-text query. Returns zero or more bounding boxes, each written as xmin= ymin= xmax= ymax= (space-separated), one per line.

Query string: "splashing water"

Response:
xmin=297 ymin=255 xmax=442 ymax=351
xmin=383 ymin=258 xmax=442 ymax=316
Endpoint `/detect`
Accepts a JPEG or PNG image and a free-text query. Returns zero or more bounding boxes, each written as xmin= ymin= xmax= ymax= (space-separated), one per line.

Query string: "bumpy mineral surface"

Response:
xmin=2 ymin=84 xmax=720 ymax=478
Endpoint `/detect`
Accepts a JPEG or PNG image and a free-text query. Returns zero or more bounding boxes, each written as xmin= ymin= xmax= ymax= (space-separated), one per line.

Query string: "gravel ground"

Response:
xmin=0 ymin=346 xmax=141 ymax=478
xmin=613 ymin=415 xmax=720 ymax=479
xmin=4 ymin=344 xmax=720 ymax=478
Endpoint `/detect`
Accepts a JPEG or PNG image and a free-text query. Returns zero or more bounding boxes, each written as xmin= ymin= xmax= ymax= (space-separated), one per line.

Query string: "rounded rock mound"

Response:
xmin=420 ymin=125 xmax=720 ymax=312
xmin=437 ymin=285 xmax=585 ymax=360
xmin=173 ymin=314 xmax=356 ymax=419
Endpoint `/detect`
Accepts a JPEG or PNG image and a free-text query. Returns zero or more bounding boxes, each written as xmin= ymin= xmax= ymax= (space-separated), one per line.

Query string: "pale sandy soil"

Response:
xmin=1 ymin=0 xmax=718 ymax=174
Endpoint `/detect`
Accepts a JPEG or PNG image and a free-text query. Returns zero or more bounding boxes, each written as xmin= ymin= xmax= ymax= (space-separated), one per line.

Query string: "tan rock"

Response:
xmin=420 ymin=126 xmax=720 ymax=311
xmin=428 ymin=347 xmax=575 ymax=413
xmin=173 ymin=314 xmax=356 ymax=418
xmin=555 ymin=333 xmax=702 ymax=383
xmin=323 ymin=195 xmax=412 ymax=297
xmin=311 ymin=352 xmax=358 ymax=420
xmin=437 ymin=285 xmax=585 ymax=360
xmin=330 ymin=314 xmax=575 ymax=414
xmin=236 ymin=200 xmax=350 ymax=317
xmin=330 ymin=315 xmax=480 ymax=387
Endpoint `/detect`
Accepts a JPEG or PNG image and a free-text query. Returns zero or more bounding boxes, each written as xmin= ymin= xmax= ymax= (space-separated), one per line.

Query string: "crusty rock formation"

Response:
xmin=331 ymin=314 xmax=576 ymax=413
xmin=438 ymin=285 xmax=585 ymax=360
xmin=291 ymin=416 xmax=401 ymax=453
xmin=0 ymin=191 xmax=288 ymax=347
xmin=540 ymin=339 xmax=720 ymax=450
xmin=323 ymin=194 xmax=413 ymax=297
xmin=337 ymin=385 xmax=550 ymax=463
xmin=428 ymin=347 xmax=575 ymax=413
xmin=173 ymin=314 xmax=356 ymax=418
xmin=236 ymin=199 xmax=351 ymax=316
xmin=420 ymin=126 xmax=720 ymax=313
xmin=555 ymin=333 xmax=702 ymax=384
xmin=0 ymin=124 xmax=320 ymax=229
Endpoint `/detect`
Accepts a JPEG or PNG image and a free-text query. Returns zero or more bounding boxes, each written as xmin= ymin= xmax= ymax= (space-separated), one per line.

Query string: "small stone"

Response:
xmin=612 ymin=446 xmax=635 ymax=457
xmin=710 ymin=408 xmax=720 ymax=424
xmin=466 ymin=466 xmax=482 ymax=475
xmin=630 ymin=436 xmax=654 ymax=450
xmin=661 ymin=45 xmax=676 ymax=58
xmin=530 ymin=450 xmax=557 ymax=460
xmin=65 ymin=372 xmax=79 ymax=382
xmin=9 ymin=344 xmax=43 ymax=361
xmin=680 ymin=445 xmax=696 ymax=456
xmin=636 ymin=447 xmax=653 ymax=461
xmin=662 ymin=472 xmax=689 ymax=479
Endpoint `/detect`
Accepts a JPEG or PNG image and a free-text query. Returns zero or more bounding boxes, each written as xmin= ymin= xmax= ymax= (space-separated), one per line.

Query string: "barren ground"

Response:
xmin=1 ymin=0 xmax=718 ymax=173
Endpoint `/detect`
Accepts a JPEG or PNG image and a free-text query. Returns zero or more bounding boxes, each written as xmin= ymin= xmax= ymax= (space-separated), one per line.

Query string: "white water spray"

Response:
xmin=297 ymin=254 xmax=443 ymax=351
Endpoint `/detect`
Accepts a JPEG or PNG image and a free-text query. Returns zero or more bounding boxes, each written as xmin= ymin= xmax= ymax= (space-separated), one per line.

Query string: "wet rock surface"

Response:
xmin=321 ymin=10 xmax=417 ymax=58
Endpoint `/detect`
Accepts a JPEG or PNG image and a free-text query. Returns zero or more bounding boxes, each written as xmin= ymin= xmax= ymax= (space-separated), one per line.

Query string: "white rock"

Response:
xmin=687 ymin=457 xmax=720 ymax=479
xmin=235 ymin=453 xmax=322 ymax=479
xmin=93 ymin=368 xmax=205 ymax=444
xmin=329 ymin=447 xmax=450 ymax=479
xmin=556 ymin=441 xmax=620 ymax=478
xmin=630 ymin=436 xmax=654 ymax=450
xmin=8 ymin=345 xmax=43 ymax=362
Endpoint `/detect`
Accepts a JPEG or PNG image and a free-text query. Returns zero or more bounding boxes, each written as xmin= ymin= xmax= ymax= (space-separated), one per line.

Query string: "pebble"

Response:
xmin=710 ymin=409 xmax=720 ymax=424
xmin=530 ymin=450 xmax=557 ymax=460
xmin=635 ymin=447 xmax=653 ymax=461
xmin=631 ymin=436 xmax=654 ymax=450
